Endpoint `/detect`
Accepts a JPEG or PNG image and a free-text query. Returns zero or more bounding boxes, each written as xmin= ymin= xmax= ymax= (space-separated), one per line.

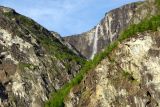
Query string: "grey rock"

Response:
xmin=0 ymin=7 xmax=84 ymax=107
xmin=64 ymin=1 xmax=157 ymax=59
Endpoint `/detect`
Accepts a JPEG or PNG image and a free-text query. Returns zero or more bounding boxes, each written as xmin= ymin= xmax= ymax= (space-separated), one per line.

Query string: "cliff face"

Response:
xmin=64 ymin=1 xmax=160 ymax=106
xmin=0 ymin=6 xmax=84 ymax=107
xmin=51 ymin=31 xmax=83 ymax=58
xmin=0 ymin=0 xmax=159 ymax=107
xmin=65 ymin=30 xmax=160 ymax=107
xmin=64 ymin=1 xmax=157 ymax=59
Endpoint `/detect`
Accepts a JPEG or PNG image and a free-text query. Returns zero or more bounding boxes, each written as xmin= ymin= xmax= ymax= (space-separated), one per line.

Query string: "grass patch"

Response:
xmin=118 ymin=15 xmax=160 ymax=42
xmin=4 ymin=3 xmax=160 ymax=107
xmin=122 ymin=70 xmax=136 ymax=82
xmin=4 ymin=12 xmax=35 ymax=27
xmin=46 ymin=14 xmax=160 ymax=107
xmin=156 ymin=0 xmax=160 ymax=9
xmin=39 ymin=35 xmax=85 ymax=65
xmin=19 ymin=62 xmax=38 ymax=71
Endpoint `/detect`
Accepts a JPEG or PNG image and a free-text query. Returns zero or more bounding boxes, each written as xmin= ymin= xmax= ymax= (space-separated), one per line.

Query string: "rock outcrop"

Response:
xmin=64 ymin=1 xmax=160 ymax=107
xmin=51 ymin=31 xmax=83 ymax=58
xmin=65 ymin=30 xmax=160 ymax=107
xmin=0 ymin=6 xmax=85 ymax=107
xmin=0 ymin=0 xmax=159 ymax=107
xmin=64 ymin=0 xmax=157 ymax=59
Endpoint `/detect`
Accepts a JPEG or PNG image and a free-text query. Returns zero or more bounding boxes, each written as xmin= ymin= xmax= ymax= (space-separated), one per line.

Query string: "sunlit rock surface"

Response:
xmin=65 ymin=31 xmax=160 ymax=107
xmin=64 ymin=0 xmax=157 ymax=59
xmin=0 ymin=0 xmax=159 ymax=107
xmin=0 ymin=6 xmax=84 ymax=107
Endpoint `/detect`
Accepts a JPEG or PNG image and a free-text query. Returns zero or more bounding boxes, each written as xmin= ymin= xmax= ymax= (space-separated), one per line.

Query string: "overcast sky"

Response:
xmin=0 ymin=0 xmax=141 ymax=36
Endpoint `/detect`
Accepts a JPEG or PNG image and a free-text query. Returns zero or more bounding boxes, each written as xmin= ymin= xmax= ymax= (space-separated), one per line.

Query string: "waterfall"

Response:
xmin=90 ymin=24 xmax=100 ymax=59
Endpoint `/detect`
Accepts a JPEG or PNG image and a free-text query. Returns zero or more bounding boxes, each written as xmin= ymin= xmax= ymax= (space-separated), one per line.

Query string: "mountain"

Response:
xmin=63 ymin=0 xmax=160 ymax=107
xmin=0 ymin=6 xmax=85 ymax=107
xmin=64 ymin=0 xmax=157 ymax=59
xmin=51 ymin=31 xmax=83 ymax=58
xmin=65 ymin=30 xmax=160 ymax=107
xmin=1 ymin=0 xmax=160 ymax=107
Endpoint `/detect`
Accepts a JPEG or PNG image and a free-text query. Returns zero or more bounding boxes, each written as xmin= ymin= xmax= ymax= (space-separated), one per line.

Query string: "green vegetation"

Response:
xmin=4 ymin=12 xmax=35 ymax=26
xmin=4 ymin=11 xmax=85 ymax=67
xmin=4 ymin=3 xmax=160 ymax=107
xmin=46 ymin=14 xmax=160 ymax=107
xmin=39 ymin=35 xmax=85 ymax=65
xmin=19 ymin=62 xmax=37 ymax=71
xmin=156 ymin=0 xmax=160 ymax=9
xmin=3 ymin=12 xmax=13 ymax=18
xmin=4 ymin=11 xmax=35 ymax=25
xmin=122 ymin=70 xmax=136 ymax=82
xmin=118 ymin=15 xmax=160 ymax=42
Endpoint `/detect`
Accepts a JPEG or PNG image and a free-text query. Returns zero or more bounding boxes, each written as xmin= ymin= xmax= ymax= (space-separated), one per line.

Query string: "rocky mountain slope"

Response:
xmin=0 ymin=0 xmax=160 ymax=107
xmin=51 ymin=31 xmax=82 ymax=57
xmin=63 ymin=0 xmax=160 ymax=106
xmin=0 ymin=6 xmax=85 ymax=107
xmin=65 ymin=30 xmax=160 ymax=107
xmin=64 ymin=0 xmax=157 ymax=59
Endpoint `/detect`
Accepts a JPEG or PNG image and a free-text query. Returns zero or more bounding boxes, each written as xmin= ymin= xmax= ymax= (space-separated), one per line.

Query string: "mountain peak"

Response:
xmin=0 ymin=6 xmax=15 ymax=13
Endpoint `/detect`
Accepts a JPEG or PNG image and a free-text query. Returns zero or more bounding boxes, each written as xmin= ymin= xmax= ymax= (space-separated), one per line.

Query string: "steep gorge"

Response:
xmin=0 ymin=0 xmax=160 ymax=107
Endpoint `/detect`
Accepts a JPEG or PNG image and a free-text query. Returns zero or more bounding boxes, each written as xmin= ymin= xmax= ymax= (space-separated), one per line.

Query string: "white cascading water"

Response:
xmin=90 ymin=24 xmax=100 ymax=59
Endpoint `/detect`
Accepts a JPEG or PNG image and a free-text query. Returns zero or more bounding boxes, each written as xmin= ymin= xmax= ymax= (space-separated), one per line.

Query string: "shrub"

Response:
xmin=19 ymin=62 xmax=37 ymax=71
xmin=156 ymin=0 xmax=160 ymax=9
xmin=46 ymin=14 xmax=160 ymax=107
xmin=39 ymin=35 xmax=85 ymax=66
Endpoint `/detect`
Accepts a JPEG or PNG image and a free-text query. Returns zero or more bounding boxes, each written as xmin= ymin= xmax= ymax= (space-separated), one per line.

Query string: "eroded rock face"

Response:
xmin=64 ymin=1 xmax=157 ymax=59
xmin=51 ymin=31 xmax=83 ymax=58
xmin=0 ymin=7 xmax=84 ymax=107
xmin=65 ymin=31 xmax=160 ymax=107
